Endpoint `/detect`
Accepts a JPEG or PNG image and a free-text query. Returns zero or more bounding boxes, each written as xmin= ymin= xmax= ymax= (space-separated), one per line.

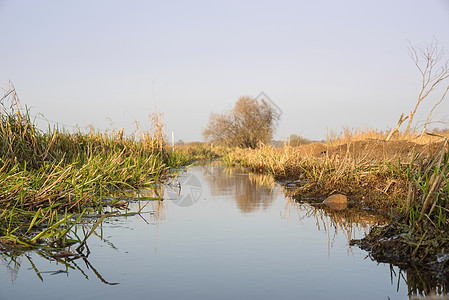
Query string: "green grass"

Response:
xmin=0 ymin=87 xmax=192 ymax=250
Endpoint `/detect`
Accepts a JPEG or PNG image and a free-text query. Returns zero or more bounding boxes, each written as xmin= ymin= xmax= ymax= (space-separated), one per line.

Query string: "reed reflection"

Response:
xmin=282 ymin=187 xmax=388 ymax=244
xmin=389 ymin=265 xmax=449 ymax=299
xmin=107 ymin=185 xmax=167 ymax=224
xmin=0 ymin=185 xmax=166 ymax=286
xmin=1 ymin=242 xmax=119 ymax=285
xmin=283 ymin=187 xmax=449 ymax=298
xmin=203 ymin=165 xmax=277 ymax=214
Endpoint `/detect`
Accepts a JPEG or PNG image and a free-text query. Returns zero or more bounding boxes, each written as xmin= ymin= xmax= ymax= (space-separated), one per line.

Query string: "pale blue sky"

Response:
xmin=1 ymin=0 xmax=449 ymax=141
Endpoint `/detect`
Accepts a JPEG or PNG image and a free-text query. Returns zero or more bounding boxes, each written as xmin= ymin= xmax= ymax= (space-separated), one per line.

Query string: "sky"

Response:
xmin=1 ymin=0 xmax=449 ymax=142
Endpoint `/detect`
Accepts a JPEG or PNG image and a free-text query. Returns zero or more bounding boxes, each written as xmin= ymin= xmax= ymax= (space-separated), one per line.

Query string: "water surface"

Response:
xmin=0 ymin=165 xmax=428 ymax=299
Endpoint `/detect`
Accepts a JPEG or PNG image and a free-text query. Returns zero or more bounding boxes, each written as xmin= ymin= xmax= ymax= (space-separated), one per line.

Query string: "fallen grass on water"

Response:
xmin=0 ymin=86 xmax=191 ymax=251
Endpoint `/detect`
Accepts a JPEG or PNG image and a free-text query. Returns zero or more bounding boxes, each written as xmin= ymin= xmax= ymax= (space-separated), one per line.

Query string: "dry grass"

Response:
xmin=222 ymin=136 xmax=448 ymax=218
xmin=326 ymin=127 xmax=449 ymax=146
xmin=224 ymin=135 xmax=449 ymax=277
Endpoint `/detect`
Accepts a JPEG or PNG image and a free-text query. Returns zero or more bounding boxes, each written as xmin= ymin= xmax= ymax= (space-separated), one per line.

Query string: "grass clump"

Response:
xmin=0 ymin=86 xmax=189 ymax=250
xmin=174 ymin=142 xmax=221 ymax=162
xmin=354 ymin=138 xmax=449 ymax=272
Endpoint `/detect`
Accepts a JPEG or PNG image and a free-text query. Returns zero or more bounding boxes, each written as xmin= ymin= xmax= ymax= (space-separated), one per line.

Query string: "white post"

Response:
xmin=172 ymin=131 xmax=175 ymax=152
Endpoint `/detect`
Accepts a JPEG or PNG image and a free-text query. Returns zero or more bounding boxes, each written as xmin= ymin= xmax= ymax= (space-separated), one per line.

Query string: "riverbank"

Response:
xmin=0 ymin=90 xmax=192 ymax=251
xmin=220 ymin=137 xmax=449 ymax=277
xmin=1 ymin=164 xmax=419 ymax=299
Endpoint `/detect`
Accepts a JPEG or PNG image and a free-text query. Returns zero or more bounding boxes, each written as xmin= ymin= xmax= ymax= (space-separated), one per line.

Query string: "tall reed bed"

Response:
xmin=224 ymin=138 xmax=449 ymax=267
xmin=0 ymin=86 xmax=189 ymax=249
xmin=223 ymin=139 xmax=448 ymax=225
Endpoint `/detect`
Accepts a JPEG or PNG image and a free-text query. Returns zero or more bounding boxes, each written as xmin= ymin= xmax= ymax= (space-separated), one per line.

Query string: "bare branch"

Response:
xmin=420 ymin=85 xmax=449 ymax=137
xmin=403 ymin=39 xmax=449 ymax=134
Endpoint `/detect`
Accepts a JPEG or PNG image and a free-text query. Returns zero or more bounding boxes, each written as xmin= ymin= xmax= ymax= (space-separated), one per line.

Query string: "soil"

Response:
xmin=351 ymin=220 xmax=449 ymax=287
xmin=298 ymin=139 xmax=446 ymax=161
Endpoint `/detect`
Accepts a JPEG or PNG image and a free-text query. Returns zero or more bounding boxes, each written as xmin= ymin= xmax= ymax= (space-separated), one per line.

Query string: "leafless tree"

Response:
xmin=203 ymin=96 xmax=279 ymax=148
xmin=386 ymin=39 xmax=449 ymax=140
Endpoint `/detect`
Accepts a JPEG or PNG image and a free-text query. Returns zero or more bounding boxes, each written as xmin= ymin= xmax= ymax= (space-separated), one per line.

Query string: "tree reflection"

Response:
xmin=203 ymin=165 xmax=277 ymax=213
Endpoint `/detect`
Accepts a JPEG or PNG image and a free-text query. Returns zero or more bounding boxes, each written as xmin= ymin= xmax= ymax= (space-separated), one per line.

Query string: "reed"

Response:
xmin=0 ymin=86 xmax=190 ymax=250
xmin=223 ymin=132 xmax=449 ymax=268
xmin=222 ymin=138 xmax=449 ymax=225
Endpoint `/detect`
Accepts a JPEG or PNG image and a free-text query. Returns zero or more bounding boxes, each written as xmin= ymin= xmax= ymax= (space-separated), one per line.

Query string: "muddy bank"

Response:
xmin=296 ymin=140 xmax=445 ymax=161
xmin=225 ymin=140 xmax=447 ymax=214
xmin=223 ymin=139 xmax=449 ymax=283
xmin=351 ymin=220 xmax=449 ymax=279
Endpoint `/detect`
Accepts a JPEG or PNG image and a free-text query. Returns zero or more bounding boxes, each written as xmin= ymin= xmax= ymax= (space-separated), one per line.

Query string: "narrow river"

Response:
xmin=0 ymin=164 xmax=429 ymax=299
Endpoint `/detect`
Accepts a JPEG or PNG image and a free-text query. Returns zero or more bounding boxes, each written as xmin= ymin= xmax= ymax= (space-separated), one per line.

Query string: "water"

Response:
xmin=0 ymin=165 xmax=429 ymax=299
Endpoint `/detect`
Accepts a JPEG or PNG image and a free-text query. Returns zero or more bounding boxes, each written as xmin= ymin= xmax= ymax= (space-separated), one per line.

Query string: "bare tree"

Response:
xmin=203 ymin=96 xmax=279 ymax=148
xmin=386 ymin=39 xmax=449 ymax=140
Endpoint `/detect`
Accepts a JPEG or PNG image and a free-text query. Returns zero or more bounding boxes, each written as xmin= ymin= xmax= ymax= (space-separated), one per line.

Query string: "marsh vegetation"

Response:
xmin=1 ymin=39 xmax=449 ymax=299
xmin=220 ymin=130 xmax=449 ymax=281
xmin=0 ymin=86 xmax=191 ymax=253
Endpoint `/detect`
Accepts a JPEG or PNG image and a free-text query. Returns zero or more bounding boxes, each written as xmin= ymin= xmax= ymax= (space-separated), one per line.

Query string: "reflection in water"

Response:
xmin=193 ymin=165 xmax=449 ymax=298
xmin=281 ymin=192 xmax=388 ymax=260
xmin=285 ymin=198 xmax=387 ymax=243
xmin=3 ymin=254 xmax=21 ymax=283
xmin=1 ymin=243 xmax=119 ymax=285
xmin=283 ymin=187 xmax=449 ymax=299
xmin=392 ymin=266 xmax=449 ymax=298
xmin=1 ymin=185 xmax=167 ymax=286
xmin=107 ymin=185 xmax=167 ymax=224
xmin=203 ymin=165 xmax=277 ymax=214
xmin=2 ymin=165 xmax=449 ymax=299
